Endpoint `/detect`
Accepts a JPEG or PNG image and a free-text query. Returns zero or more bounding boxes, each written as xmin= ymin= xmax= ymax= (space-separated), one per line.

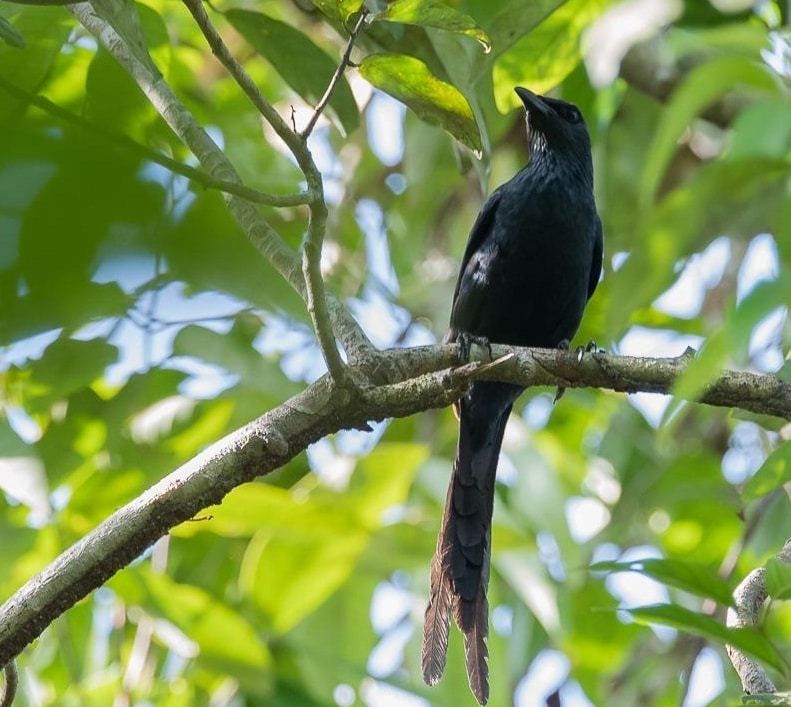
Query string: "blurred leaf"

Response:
xmin=590 ymin=557 xmax=735 ymax=606
xmin=0 ymin=6 xmax=71 ymax=123
xmin=743 ymin=442 xmax=791 ymax=502
xmin=115 ymin=569 xmax=273 ymax=695
xmin=24 ymin=337 xmax=118 ymax=411
xmin=226 ymin=442 xmax=427 ymax=633
xmin=310 ymin=0 xmax=362 ymax=22
xmin=629 ymin=603 xmax=788 ymax=675
xmin=224 ymin=9 xmax=358 ymax=135
xmin=606 ymin=158 xmax=790 ymax=338
xmin=492 ymin=0 xmax=609 ymax=112
xmin=358 ymin=53 xmax=481 ymax=151
xmin=729 ymin=99 xmax=791 ymax=159
xmin=640 ymin=56 xmax=781 ymax=206
xmin=766 ymin=558 xmax=791 ymax=601
xmin=673 ymin=274 xmax=791 ymax=402
xmin=379 ymin=0 xmax=491 ymax=52
xmin=171 ymin=319 xmax=299 ymax=401
xmin=0 ymin=16 xmax=24 ymax=47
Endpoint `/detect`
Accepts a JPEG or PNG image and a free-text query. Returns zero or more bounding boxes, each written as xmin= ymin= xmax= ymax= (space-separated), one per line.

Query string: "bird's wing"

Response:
xmin=451 ymin=189 xmax=502 ymax=309
xmin=587 ymin=215 xmax=603 ymax=301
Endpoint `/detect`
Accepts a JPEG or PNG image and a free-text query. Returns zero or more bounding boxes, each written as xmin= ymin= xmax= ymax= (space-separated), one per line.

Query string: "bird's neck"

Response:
xmin=525 ymin=142 xmax=593 ymax=191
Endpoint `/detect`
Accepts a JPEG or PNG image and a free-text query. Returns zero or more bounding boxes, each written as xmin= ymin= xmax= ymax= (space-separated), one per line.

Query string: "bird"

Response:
xmin=421 ymin=86 xmax=603 ymax=705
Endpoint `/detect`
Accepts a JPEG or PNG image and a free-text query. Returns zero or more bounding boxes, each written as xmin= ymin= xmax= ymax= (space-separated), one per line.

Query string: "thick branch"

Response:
xmin=0 ymin=345 xmax=789 ymax=667
xmin=726 ymin=539 xmax=791 ymax=694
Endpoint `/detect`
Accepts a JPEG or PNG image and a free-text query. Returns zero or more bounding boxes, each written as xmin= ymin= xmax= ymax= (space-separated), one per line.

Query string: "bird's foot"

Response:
xmin=457 ymin=332 xmax=492 ymax=363
xmin=576 ymin=339 xmax=604 ymax=361
xmin=553 ymin=340 xmax=603 ymax=403
xmin=553 ymin=340 xmax=571 ymax=403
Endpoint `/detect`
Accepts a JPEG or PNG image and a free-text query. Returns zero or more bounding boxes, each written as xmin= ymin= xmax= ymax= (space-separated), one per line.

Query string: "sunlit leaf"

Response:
xmin=358 ymin=53 xmax=481 ymax=150
xmin=492 ymin=0 xmax=610 ymax=112
xmin=224 ymin=9 xmax=359 ymax=135
xmin=628 ymin=603 xmax=789 ymax=675
xmin=378 ymin=0 xmax=490 ymax=52
xmin=590 ymin=557 xmax=734 ymax=606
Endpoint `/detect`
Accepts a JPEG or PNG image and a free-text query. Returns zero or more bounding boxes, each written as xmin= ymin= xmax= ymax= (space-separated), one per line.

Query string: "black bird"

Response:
xmin=421 ymin=87 xmax=603 ymax=704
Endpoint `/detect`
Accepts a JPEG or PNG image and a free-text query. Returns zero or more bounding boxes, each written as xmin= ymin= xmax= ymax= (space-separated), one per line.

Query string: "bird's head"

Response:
xmin=515 ymin=86 xmax=592 ymax=175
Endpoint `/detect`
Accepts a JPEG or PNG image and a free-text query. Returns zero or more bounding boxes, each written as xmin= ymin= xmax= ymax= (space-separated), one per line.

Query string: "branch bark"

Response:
xmin=727 ymin=538 xmax=791 ymax=694
xmin=0 ymin=343 xmax=789 ymax=667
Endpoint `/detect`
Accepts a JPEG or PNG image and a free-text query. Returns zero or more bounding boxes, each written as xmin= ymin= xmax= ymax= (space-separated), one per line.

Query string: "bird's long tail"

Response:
xmin=422 ymin=382 xmax=519 ymax=705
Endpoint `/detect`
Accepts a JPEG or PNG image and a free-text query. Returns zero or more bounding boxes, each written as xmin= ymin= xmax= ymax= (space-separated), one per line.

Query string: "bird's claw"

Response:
xmin=458 ymin=332 xmax=492 ymax=363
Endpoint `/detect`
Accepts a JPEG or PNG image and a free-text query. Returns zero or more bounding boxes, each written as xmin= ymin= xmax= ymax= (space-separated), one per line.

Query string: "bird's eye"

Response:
xmin=566 ymin=108 xmax=581 ymax=124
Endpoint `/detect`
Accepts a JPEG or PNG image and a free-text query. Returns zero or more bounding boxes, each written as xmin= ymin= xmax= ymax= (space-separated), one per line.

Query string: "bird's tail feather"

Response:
xmin=422 ymin=383 xmax=515 ymax=706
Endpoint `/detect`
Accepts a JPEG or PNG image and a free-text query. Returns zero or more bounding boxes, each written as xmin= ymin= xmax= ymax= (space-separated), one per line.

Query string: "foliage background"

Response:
xmin=0 ymin=0 xmax=790 ymax=704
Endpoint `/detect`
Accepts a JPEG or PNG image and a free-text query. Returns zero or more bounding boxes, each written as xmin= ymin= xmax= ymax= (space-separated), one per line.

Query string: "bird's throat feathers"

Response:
xmin=526 ymin=130 xmax=593 ymax=190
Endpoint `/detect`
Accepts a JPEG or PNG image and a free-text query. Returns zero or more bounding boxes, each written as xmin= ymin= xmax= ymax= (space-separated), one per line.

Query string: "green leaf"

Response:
xmin=492 ymin=0 xmax=610 ymax=112
xmin=640 ymin=56 xmax=780 ymax=206
xmin=0 ymin=6 xmax=72 ymax=122
xmin=483 ymin=0 xmax=566 ymax=59
xmin=309 ymin=0 xmax=362 ymax=22
xmin=628 ymin=603 xmax=788 ymax=675
xmin=590 ymin=558 xmax=735 ymax=606
xmin=187 ymin=442 xmax=428 ymax=633
xmin=115 ymin=569 xmax=273 ymax=695
xmin=729 ymin=99 xmax=791 ymax=159
xmin=765 ymin=558 xmax=791 ymax=601
xmin=0 ymin=15 xmax=24 ymax=47
xmin=224 ymin=9 xmax=359 ymax=135
xmin=358 ymin=53 xmax=481 ymax=151
xmin=743 ymin=442 xmax=791 ymax=501
xmin=378 ymin=0 xmax=491 ymax=53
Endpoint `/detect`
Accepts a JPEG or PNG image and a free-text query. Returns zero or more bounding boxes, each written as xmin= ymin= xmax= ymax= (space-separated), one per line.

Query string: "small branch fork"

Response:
xmin=178 ymin=0 xmax=370 ymax=384
xmin=301 ymin=8 xmax=369 ymax=139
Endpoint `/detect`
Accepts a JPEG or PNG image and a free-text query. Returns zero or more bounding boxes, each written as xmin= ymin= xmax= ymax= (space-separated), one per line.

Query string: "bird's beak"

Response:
xmin=514 ymin=86 xmax=553 ymax=133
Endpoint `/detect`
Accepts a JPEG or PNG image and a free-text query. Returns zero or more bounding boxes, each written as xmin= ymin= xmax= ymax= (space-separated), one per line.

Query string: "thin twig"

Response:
xmin=0 ymin=661 xmax=17 ymax=707
xmin=301 ymin=8 xmax=368 ymax=138
xmin=179 ymin=0 xmax=310 ymax=173
xmin=0 ymin=76 xmax=309 ymax=208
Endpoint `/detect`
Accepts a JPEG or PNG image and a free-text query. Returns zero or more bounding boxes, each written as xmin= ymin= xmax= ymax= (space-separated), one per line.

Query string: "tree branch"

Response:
xmin=179 ymin=0 xmax=350 ymax=381
xmin=0 ymin=344 xmax=788 ymax=667
xmin=726 ymin=538 xmax=791 ymax=694
xmin=300 ymin=8 xmax=368 ymax=139
xmin=0 ymin=662 xmax=17 ymax=707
